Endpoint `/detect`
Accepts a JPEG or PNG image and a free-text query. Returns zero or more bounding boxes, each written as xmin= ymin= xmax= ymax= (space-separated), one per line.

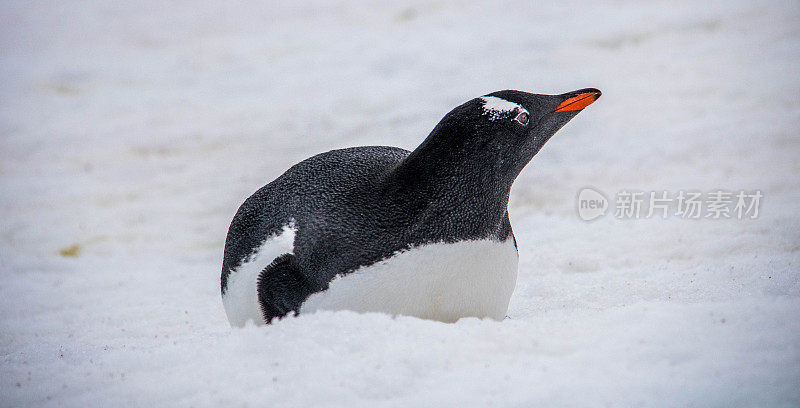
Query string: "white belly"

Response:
xmin=301 ymin=238 xmax=519 ymax=323
xmin=222 ymin=223 xmax=296 ymax=327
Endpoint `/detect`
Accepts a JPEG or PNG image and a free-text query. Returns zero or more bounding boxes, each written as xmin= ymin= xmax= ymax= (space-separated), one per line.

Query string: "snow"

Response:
xmin=480 ymin=96 xmax=527 ymax=121
xmin=1 ymin=0 xmax=799 ymax=407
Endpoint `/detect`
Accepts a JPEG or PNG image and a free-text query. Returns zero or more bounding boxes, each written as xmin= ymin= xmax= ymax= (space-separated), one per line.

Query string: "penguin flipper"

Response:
xmin=256 ymin=253 xmax=314 ymax=324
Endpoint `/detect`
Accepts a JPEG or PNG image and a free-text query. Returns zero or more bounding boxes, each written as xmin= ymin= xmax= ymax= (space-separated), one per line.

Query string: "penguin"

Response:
xmin=221 ymin=88 xmax=601 ymax=326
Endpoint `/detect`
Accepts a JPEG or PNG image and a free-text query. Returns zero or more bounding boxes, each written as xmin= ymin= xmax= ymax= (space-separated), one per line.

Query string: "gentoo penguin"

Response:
xmin=221 ymin=88 xmax=601 ymax=326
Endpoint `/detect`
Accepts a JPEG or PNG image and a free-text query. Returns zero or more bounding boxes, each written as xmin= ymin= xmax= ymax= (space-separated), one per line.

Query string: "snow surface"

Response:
xmin=1 ymin=0 xmax=799 ymax=407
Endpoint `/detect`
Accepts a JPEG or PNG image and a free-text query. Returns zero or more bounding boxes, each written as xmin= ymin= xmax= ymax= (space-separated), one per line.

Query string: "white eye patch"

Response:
xmin=480 ymin=96 xmax=528 ymax=121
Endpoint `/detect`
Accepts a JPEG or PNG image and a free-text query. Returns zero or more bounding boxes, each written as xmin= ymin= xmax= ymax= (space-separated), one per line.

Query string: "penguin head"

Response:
xmin=419 ymin=88 xmax=601 ymax=187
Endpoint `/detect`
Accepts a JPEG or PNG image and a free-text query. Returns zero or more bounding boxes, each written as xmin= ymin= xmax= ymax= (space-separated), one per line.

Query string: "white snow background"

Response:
xmin=1 ymin=1 xmax=799 ymax=407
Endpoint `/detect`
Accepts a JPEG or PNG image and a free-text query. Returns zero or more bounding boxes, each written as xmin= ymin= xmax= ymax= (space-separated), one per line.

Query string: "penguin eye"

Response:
xmin=515 ymin=111 xmax=529 ymax=125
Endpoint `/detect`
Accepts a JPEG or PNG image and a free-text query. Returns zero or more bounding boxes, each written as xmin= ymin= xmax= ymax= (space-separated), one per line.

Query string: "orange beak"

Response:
xmin=553 ymin=90 xmax=602 ymax=112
